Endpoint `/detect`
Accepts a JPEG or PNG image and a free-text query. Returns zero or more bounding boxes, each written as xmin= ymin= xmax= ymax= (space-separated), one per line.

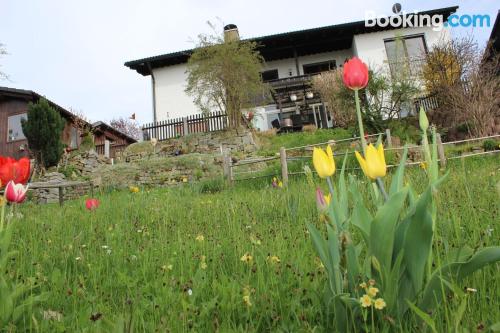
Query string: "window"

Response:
xmin=7 ymin=113 xmax=27 ymax=142
xmin=261 ymin=69 xmax=279 ymax=82
xmin=303 ymin=60 xmax=337 ymax=75
xmin=384 ymin=35 xmax=427 ymax=77
xmin=70 ymin=127 xmax=79 ymax=149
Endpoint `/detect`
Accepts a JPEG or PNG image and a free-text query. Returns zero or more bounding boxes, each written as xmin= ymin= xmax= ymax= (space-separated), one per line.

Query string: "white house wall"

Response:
xmin=353 ymin=26 xmax=450 ymax=71
xmin=153 ymin=64 xmax=200 ymax=121
xmin=262 ymin=49 xmax=353 ymax=78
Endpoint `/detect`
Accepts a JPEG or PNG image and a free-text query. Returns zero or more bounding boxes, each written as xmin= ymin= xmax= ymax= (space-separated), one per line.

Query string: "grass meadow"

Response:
xmin=8 ymin=154 xmax=500 ymax=332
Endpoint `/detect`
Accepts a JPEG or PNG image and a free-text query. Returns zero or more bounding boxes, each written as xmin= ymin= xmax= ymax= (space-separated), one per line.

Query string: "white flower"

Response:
xmin=102 ymin=245 xmax=109 ymax=249
xmin=187 ymin=288 xmax=193 ymax=296
xmin=106 ymin=249 xmax=112 ymax=255
xmin=75 ymin=257 xmax=81 ymax=261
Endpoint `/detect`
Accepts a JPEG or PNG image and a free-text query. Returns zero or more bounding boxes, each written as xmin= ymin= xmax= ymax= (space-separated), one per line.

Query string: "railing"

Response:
xmin=388 ymin=58 xmax=425 ymax=79
xmin=414 ymin=94 xmax=439 ymax=113
xmin=142 ymin=111 xmax=228 ymax=141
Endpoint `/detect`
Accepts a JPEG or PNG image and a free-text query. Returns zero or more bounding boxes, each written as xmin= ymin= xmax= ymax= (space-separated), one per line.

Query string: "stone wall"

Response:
xmin=31 ymin=172 xmax=93 ymax=204
xmin=95 ymin=153 xmax=222 ymax=189
xmin=122 ymin=128 xmax=257 ymax=162
xmin=63 ymin=150 xmax=110 ymax=177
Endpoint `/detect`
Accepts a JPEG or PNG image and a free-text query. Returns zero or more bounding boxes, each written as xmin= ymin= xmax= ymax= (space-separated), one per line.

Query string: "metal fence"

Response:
xmin=142 ymin=111 xmax=228 ymax=141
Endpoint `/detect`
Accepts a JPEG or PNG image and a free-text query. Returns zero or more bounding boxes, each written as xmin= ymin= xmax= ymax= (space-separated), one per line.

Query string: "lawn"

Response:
xmin=7 ymin=154 xmax=500 ymax=332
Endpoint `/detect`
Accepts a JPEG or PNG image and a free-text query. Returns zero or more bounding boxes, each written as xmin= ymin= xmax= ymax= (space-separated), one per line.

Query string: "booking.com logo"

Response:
xmin=365 ymin=5 xmax=491 ymax=31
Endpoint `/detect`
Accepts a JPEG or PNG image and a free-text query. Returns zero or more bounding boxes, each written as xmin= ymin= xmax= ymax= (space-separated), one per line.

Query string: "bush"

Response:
xmin=21 ymin=98 xmax=65 ymax=168
xmin=482 ymin=139 xmax=498 ymax=151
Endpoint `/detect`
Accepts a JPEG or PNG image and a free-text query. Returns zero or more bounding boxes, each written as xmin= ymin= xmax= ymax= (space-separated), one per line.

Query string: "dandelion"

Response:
xmin=250 ymin=235 xmax=261 ymax=245
xmin=374 ymin=298 xmax=386 ymax=310
xmin=200 ymin=262 xmax=207 ymax=270
xmin=195 ymin=234 xmax=205 ymax=242
xmin=240 ymin=252 xmax=253 ymax=264
xmin=243 ymin=295 xmax=252 ymax=307
xmin=129 ymin=186 xmax=140 ymax=193
xmin=367 ymin=287 xmax=379 ymax=297
xmin=419 ymin=162 xmax=428 ymax=170
xmin=267 ymin=255 xmax=281 ymax=264
xmin=360 ymin=294 xmax=372 ymax=308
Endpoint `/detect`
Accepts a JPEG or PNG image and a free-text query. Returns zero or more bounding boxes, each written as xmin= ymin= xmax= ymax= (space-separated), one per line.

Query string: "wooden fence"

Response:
xmin=223 ymin=131 xmax=500 ymax=185
xmin=142 ymin=111 xmax=228 ymax=141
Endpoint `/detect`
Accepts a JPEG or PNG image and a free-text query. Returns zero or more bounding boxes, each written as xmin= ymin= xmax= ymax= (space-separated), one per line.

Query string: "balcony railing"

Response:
xmin=388 ymin=58 xmax=426 ymax=79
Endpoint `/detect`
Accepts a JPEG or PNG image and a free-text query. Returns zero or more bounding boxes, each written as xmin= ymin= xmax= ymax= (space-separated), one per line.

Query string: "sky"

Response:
xmin=0 ymin=0 xmax=498 ymax=124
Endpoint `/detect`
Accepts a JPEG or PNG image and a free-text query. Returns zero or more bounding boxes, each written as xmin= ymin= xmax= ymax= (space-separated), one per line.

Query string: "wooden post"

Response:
xmin=58 ymin=187 xmax=64 ymax=206
xmin=183 ymin=117 xmax=189 ymax=136
xmin=222 ymin=149 xmax=233 ymax=183
xmin=280 ymin=147 xmax=288 ymax=187
xmin=436 ymin=133 xmax=446 ymax=169
xmin=104 ymin=140 xmax=110 ymax=158
xmin=385 ymin=128 xmax=392 ymax=148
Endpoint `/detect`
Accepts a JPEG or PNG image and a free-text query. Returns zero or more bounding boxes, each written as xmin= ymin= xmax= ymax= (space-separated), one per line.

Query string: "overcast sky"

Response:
xmin=1 ymin=0 xmax=497 ymax=124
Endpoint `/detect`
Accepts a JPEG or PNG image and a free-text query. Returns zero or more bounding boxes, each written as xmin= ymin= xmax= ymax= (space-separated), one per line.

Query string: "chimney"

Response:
xmin=223 ymin=24 xmax=239 ymax=42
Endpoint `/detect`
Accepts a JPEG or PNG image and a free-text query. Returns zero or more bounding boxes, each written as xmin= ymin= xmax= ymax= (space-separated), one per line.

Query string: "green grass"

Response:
xmin=7 ymin=155 xmax=500 ymax=331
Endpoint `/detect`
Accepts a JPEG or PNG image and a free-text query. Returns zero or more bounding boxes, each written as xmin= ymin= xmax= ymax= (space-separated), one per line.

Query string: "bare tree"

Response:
xmin=0 ymin=43 xmax=8 ymax=80
xmin=312 ymin=70 xmax=355 ymax=128
xmin=110 ymin=117 xmax=141 ymax=140
xmin=422 ymin=36 xmax=500 ymax=137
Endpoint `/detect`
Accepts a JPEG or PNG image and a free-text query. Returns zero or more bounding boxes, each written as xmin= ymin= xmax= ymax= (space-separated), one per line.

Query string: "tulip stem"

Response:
xmin=375 ymin=178 xmax=388 ymax=202
xmin=326 ymin=177 xmax=335 ymax=198
xmin=0 ymin=195 xmax=5 ymax=233
xmin=354 ymin=89 xmax=367 ymax=154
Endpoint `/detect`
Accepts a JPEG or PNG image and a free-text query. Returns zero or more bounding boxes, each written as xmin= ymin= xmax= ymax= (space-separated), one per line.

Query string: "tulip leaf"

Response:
xmin=406 ymin=300 xmax=438 ymax=333
xmin=402 ymin=186 xmax=433 ymax=294
xmin=389 ymin=147 xmax=408 ymax=196
xmin=327 ymin=224 xmax=342 ymax=294
xmin=420 ymin=247 xmax=500 ymax=311
xmin=349 ymin=177 xmax=372 ymax=244
xmin=369 ymin=187 xmax=408 ymax=275
xmin=307 ymin=224 xmax=331 ymax=275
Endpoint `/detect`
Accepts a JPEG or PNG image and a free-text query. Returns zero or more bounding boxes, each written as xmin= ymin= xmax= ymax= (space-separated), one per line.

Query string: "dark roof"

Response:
xmin=125 ymin=6 xmax=458 ymax=76
xmin=0 ymin=86 xmax=83 ymax=122
xmin=92 ymin=121 xmax=137 ymax=143
xmin=488 ymin=10 xmax=500 ymax=54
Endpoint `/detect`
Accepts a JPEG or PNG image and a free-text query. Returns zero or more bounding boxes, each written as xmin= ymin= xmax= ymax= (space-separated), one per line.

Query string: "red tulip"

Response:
xmin=0 ymin=157 xmax=31 ymax=187
xmin=5 ymin=181 xmax=29 ymax=203
xmin=343 ymin=57 xmax=369 ymax=90
xmin=85 ymin=198 xmax=100 ymax=211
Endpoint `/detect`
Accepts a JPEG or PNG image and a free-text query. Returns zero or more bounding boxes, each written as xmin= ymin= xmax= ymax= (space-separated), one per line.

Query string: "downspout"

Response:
xmin=146 ymin=62 xmax=157 ymax=124
xmin=293 ymin=48 xmax=300 ymax=76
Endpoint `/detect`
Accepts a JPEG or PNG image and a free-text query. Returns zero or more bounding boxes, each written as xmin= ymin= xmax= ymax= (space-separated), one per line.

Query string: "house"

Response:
xmin=125 ymin=6 xmax=457 ymax=131
xmin=92 ymin=121 xmax=137 ymax=159
xmin=0 ymin=86 xmax=136 ymax=159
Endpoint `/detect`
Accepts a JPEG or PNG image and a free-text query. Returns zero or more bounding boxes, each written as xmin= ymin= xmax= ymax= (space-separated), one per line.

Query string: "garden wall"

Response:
xmin=120 ymin=128 xmax=257 ymax=162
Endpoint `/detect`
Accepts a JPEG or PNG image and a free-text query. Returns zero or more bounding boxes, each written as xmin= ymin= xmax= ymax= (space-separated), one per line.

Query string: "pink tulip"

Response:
xmin=85 ymin=198 xmax=100 ymax=211
xmin=315 ymin=188 xmax=331 ymax=211
xmin=5 ymin=181 xmax=29 ymax=203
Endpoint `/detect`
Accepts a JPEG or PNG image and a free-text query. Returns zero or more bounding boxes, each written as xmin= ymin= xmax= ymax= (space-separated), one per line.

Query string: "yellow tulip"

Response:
xmin=312 ymin=146 xmax=336 ymax=178
xmin=355 ymin=144 xmax=386 ymax=180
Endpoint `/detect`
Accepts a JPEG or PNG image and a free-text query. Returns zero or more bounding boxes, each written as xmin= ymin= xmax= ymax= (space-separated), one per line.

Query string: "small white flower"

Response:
xmin=106 ymin=249 xmax=112 ymax=255
xmin=75 ymin=257 xmax=81 ymax=261
xmin=137 ymin=229 xmax=143 ymax=233
xmin=187 ymin=288 xmax=193 ymax=296
xmin=102 ymin=245 xmax=109 ymax=249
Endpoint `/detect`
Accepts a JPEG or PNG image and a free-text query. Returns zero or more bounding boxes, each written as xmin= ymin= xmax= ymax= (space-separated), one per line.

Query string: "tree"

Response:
xmin=109 ymin=117 xmax=141 ymax=140
xmin=185 ymin=25 xmax=267 ymax=128
xmin=21 ymin=98 xmax=65 ymax=169
xmin=0 ymin=43 xmax=8 ymax=80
